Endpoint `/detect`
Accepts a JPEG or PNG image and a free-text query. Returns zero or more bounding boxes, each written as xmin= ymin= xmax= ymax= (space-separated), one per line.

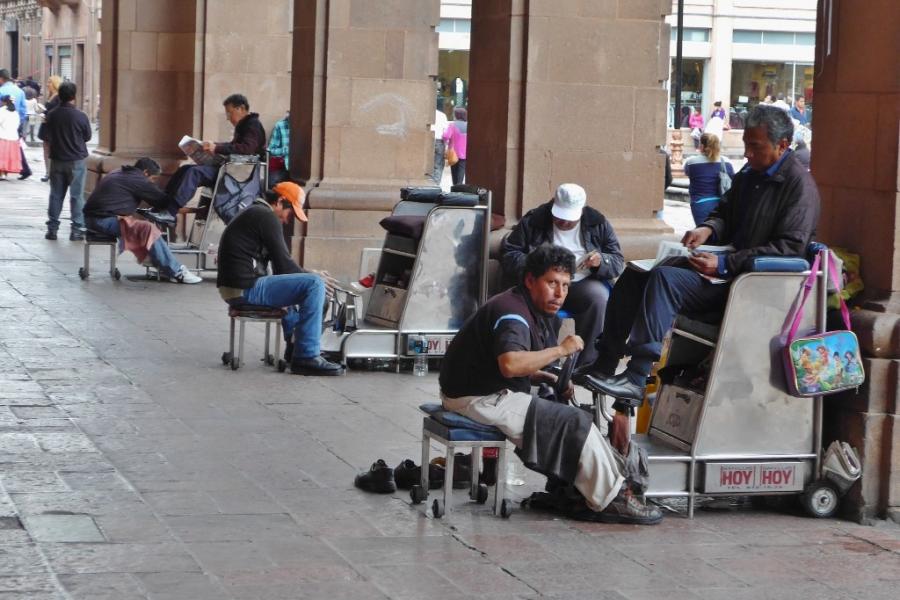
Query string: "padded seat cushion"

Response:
xmin=85 ymin=230 xmax=117 ymax=243
xmin=228 ymin=304 xmax=287 ymax=319
xmin=380 ymin=215 xmax=426 ymax=240
xmin=419 ymin=403 xmax=505 ymax=439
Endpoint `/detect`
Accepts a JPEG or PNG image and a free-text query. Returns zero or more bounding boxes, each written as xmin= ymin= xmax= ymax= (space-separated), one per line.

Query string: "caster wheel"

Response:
xmin=801 ymin=480 xmax=840 ymax=519
xmin=277 ymin=359 xmax=287 ymax=373
xmin=230 ymin=357 xmax=239 ymax=371
xmin=78 ymin=267 xmax=87 ymax=280
xmin=113 ymin=268 xmax=121 ymax=280
xmin=475 ymin=483 xmax=489 ymax=504
xmin=500 ymin=499 xmax=512 ymax=519
xmin=265 ymin=354 xmax=275 ymax=366
xmin=410 ymin=485 xmax=427 ymax=504
xmin=221 ymin=352 xmax=232 ymax=366
xmin=432 ymin=499 xmax=444 ymax=519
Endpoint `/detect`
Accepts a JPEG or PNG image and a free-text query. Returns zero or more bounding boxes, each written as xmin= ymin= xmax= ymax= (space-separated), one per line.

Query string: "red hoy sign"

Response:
xmin=705 ymin=462 xmax=804 ymax=493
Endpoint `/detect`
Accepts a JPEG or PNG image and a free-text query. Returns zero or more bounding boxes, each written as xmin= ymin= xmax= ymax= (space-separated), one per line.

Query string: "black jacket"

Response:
xmin=84 ymin=166 xmax=170 ymax=218
xmin=702 ymin=151 xmax=820 ymax=274
xmin=215 ymin=112 xmax=266 ymax=158
xmin=500 ymin=201 xmax=624 ymax=287
xmin=216 ymin=200 xmax=303 ymax=289
xmin=37 ymin=102 xmax=91 ymax=161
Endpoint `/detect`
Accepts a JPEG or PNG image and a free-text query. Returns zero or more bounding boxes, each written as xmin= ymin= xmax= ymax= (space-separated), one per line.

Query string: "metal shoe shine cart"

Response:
xmin=320 ymin=186 xmax=491 ymax=367
xmin=584 ymin=254 xmax=853 ymax=518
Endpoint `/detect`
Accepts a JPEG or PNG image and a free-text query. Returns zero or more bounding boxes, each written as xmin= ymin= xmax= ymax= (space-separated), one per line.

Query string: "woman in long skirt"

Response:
xmin=0 ymin=95 xmax=22 ymax=180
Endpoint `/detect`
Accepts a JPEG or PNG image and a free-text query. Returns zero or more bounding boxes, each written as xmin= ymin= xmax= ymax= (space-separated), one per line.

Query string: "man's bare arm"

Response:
xmin=497 ymin=335 xmax=583 ymax=379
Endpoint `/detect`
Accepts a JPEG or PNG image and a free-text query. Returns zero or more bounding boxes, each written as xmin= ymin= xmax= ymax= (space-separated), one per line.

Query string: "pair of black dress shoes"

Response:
xmin=354 ymin=455 xmax=481 ymax=494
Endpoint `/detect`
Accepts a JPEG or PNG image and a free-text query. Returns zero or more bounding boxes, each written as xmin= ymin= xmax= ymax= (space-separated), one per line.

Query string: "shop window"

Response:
xmin=762 ymin=31 xmax=794 ymax=45
xmin=670 ymin=27 xmax=710 ymax=42
xmin=733 ymin=30 xmax=762 ymax=44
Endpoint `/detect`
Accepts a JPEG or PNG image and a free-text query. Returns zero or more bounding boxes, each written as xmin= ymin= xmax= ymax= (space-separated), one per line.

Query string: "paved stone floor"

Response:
xmin=0 ymin=147 xmax=898 ymax=599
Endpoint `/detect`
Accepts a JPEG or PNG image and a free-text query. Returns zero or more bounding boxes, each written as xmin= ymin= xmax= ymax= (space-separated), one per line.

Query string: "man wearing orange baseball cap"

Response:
xmin=216 ymin=182 xmax=344 ymax=376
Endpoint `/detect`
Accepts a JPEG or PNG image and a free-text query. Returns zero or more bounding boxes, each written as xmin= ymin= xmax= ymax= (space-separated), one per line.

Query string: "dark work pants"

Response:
xmin=451 ymin=159 xmax=466 ymax=185
xmin=563 ymin=277 xmax=611 ymax=367
xmin=164 ymin=164 xmax=219 ymax=214
xmin=595 ymin=266 xmax=730 ymax=377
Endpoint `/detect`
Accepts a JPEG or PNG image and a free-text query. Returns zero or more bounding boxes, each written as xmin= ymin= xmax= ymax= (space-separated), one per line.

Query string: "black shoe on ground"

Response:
xmin=69 ymin=231 xmax=85 ymax=241
xmin=354 ymin=459 xmax=396 ymax=494
xmin=393 ymin=459 xmax=444 ymax=490
xmin=17 ymin=173 xmax=30 ymax=181
xmin=595 ymin=489 xmax=663 ymax=525
xmin=283 ymin=341 xmax=294 ymax=363
xmin=577 ymin=372 xmax=645 ymax=404
xmin=44 ymin=230 xmax=57 ymax=240
xmin=40 ymin=175 xmax=49 ymax=182
xmin=289 ymin=355 xmax=345 ymax=376
xmin=431 ymin=453 xmax=472 ymax=489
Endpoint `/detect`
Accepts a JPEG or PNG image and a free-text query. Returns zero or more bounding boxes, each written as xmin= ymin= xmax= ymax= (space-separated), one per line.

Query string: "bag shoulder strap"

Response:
xmin=826 ymin=249 xmax=853 ymax=330
xmin=785 ymin=251 xmax=821 ymax=342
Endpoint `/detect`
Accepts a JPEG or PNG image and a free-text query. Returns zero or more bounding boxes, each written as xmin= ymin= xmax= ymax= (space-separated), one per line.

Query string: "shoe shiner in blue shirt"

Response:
xmin=439 ymin=245 xmax=662 ymax=524
xmin=216 ymin=183 xmax=344 ymax=376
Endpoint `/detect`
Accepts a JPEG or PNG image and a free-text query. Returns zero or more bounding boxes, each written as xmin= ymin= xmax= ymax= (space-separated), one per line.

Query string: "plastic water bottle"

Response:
xmin=412 ymin=335 xmax=429 ymax=376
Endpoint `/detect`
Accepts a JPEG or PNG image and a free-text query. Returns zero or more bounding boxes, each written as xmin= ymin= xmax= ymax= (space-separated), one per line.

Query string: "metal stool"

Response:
xmin=411 ymin=403 xmax=512 ymax=519
xmin=79 ymin=231 xmax=119 ymax=280
xmin=222 ymin=305 xmax=287 ymax=371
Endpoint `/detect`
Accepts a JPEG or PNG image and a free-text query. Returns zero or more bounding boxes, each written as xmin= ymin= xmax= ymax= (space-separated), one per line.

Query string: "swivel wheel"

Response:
xmin=221 ymin=352 xmax=232 ymax=366
xmin=78 ymin=267 xmax=87 ymax=280
xmin=113 ymin=268 xmax=121 ymax=280
xmin=475 ymin=483 xmax=489 ymax=504
xmin=801 ymin=480 xmax=840 ymax=519
xmin=264 ymin=354 xmax=275 ymax=366
xmin=230 ymin=356 xmax=239 ymax=371
xmin=410 ymin=485 xmax=427 ymax=505
xmin=277 ymin=359 xmax=287 ymax=373
xmin=499 ymin=499 xmax=512 ymax=519
xmin=432 ymin=499 xmax=444 ymax=519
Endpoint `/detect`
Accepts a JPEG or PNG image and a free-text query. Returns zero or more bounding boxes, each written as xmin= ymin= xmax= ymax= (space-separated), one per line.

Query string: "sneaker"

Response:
xmin=44 ymin=230 xmax=57 ymax=240
xmin=171 ymin=267 xmax=202 ymax=284
xmin=69 ymin=231 xmax=85 ymax=241
xmin=595 ymin=489 xmax=663 ymax=525
xmin=354 ymin=459 xmax=396 ymax=494
xmin=290 ymin=355 xmax=345 ymax=376
xmin=393 ymin=459 xmax=444 ymax=490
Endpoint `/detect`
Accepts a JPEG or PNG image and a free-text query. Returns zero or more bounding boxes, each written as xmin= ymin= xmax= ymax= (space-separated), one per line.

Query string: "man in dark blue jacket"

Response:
xmin=501 ymin=183 xmax=624 ymax=367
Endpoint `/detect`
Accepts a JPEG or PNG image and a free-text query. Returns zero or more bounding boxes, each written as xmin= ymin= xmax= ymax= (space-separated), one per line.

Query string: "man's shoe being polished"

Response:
xmin=576 ymin=370 xmax=645 ymax=404
xmin=596 ymin=488 xmax=663 ymax=525
xmin=69 ymin=230 xmax=85 ymax=241
xmin=290 ymin=355 xmax=345 ymax=376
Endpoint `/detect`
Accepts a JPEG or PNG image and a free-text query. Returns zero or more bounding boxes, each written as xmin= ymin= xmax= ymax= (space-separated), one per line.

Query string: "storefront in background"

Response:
xmin=730 ymin=61 xmax=814 ymax=113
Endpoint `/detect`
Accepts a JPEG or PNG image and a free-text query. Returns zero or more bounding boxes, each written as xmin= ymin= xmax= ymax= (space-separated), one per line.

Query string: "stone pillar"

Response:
xmin=812 ymin=0 xmax=900 ymax=523
xmin=90 ymin=0 xmax=293 ymax=187
xmin=467 ymin=0 xmax=674 ymax=260
xmin=290 ymin=0 xmax=438 ymax=274
xmin=706 ymin=0 xmax=734 ymax=115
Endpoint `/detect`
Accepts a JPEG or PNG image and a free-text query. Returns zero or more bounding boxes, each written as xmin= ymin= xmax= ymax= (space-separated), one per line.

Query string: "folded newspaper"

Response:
xmin=178 ymin=135 xmax=225 ymax=167
xmin=629 ymin=240 xmax=734 ymax=284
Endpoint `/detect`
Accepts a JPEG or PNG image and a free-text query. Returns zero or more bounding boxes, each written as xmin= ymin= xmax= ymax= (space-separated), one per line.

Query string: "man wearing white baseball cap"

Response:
xmin=500 ymin=183 xmax=624 ymax=366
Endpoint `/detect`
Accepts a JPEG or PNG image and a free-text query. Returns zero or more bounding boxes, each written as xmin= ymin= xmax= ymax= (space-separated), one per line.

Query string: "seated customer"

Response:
xmin=576 ymin=104 xmax=820 ymax=402
xmin=216 ymin=185 xmax=344 ymax=376
xmin=501 ymin=183 xmax=623 ymax=367
xmin=164 ymin=93 xmax=266 ymax=215
xmin=83 ymin=157 xmax=202 ymax=284
xmin=440 ymin=245 xmax=661 ymax=524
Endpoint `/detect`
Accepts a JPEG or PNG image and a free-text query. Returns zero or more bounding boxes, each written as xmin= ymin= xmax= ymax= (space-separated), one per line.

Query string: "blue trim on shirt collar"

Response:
xmin=493 ymin=314 xmax=529 ymax=331
xmin=765 ymin=148 xmax=792 ymax=177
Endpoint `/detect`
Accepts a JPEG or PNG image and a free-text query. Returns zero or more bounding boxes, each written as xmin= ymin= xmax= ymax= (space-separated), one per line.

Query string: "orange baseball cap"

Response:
xmin=272 ymin=182 xmax=307 ymax=222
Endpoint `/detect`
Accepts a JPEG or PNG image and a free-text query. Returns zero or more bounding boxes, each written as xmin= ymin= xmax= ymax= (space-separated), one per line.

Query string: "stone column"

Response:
xmin=467 ymin=0 xmax=674 ymax=259
xmin=707 ymin=0 xmax=734 ymax=116
xmin=812 ymin=0 xmax=900 ymax=523
xmin=290 ymin=0 xmax=438 ymax=274
xmin=90 ymin=0 xmax=293 ymax=187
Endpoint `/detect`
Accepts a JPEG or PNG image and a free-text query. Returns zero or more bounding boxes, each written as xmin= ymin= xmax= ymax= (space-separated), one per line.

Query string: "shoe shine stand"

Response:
xmin=580 ymin=255 xmax=854 ymax=518
xmin=320 ymin=186 xmax=491 ymax=370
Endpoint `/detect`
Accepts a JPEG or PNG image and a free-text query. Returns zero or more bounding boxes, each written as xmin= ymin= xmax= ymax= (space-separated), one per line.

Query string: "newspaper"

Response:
xmin=178 ymin=135 xmax=225 ymax=167
xmin=629 ymin=240 xmax=735 ymax=284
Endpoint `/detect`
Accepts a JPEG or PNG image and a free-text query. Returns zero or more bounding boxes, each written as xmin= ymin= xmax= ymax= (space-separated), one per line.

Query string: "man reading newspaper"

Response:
xmin=164 ymin=93 xmax=266 ymax=215
xmin=575 ymin=105 xmax=821 ymax=403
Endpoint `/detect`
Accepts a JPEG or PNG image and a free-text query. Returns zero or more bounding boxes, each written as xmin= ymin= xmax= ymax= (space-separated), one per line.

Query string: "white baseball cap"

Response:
xmin=551 ymin=183 xmax=586 ymax=222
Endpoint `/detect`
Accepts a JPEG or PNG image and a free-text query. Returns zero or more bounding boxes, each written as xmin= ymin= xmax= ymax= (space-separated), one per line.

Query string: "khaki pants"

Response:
xmin=442 ymin=390 xmax=624 ymax=511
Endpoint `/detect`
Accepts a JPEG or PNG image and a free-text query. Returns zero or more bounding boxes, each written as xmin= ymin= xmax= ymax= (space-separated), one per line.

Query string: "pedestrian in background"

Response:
xmin=267 ymin=109 xmax=290 ymax=187
xmin=431 ymin=98 xmax=449 ymax=183
xmin=0 ymin=95 xmax=22 ymax=179
xmin=443 ymin=106 xmax=468 ymax=185
xmin=38 ymin=81 xmax=92 ymax=241
xmin=0 ymin=69 xmax=31 ymax=180
xmin=40 ymin=75 xmax=62 ymax=182
xmin=688 ymin=106 xmax=704 ymax=149
xmin=682 ymin=133 xmax=734 ymax=225
xmin=25 ymin=87 xmax=42 ymax=143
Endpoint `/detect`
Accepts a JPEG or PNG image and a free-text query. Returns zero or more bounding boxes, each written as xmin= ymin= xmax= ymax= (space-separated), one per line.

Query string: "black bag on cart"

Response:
xmin=400 ymin=186 xmax=442 ymax=202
